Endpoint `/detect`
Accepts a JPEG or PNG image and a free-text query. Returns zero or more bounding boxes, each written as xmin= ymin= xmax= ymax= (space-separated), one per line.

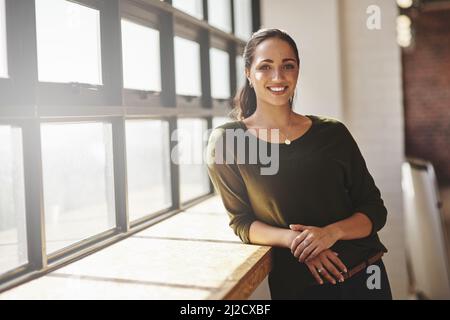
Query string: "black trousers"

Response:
xmin=269 ymin=259 xmax=392 ymax=300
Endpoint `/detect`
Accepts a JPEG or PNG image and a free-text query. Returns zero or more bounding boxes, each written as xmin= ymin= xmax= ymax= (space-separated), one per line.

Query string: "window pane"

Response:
xmin=121 ymin=20 xmax=161 ymax=92
xmin=0 ymin=0 xmax=7 ymax=78
xmin=213 ymin=117 xmax=230 ymax=129
xmin=207 ymin=0 xmax=231 ymax=33
xmin=172 ymin=0 xmax=203 ymax=20
xmin=178 ymin=119 xmax=209 ymax=203
xmin=0 ymin=126 xmax=27 ymax=274
xmin=41 ymin=122 xmax=115 ymax=254
xmin=126 ymin=120 xmax=171 ymax=221
xmin=236 ymin=55 xmax=245 ymax=92
xmin=234 ymin=0 xmax=252 ymax=40
xmin=35 ymin=0 xmax=102 ymax=85
xmin=174 ymin=37 xmax=201 ymax=96
xmin=210 ymin=48 xmax=230 ymax=99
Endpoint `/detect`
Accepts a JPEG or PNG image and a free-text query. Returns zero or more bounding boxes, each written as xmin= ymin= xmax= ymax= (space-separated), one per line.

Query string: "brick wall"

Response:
xmin=403 ymin=9 xmax=450 ymax=186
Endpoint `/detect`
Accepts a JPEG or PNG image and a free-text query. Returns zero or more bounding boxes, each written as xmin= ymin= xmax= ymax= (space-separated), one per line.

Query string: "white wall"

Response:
xmin=339 ymin=0 xmax=407 ymax=299
xmin=261 ymin=0 xmax=343 ymax=120
xmin=260 ymin=0 xmax=408 ymax=299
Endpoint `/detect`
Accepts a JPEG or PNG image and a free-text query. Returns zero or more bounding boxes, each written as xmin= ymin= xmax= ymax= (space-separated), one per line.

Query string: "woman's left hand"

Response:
xmin=289 ymin=224 xmax=340 ymax=263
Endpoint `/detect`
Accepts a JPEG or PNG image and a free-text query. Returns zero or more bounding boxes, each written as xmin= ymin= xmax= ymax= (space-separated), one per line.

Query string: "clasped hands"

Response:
xmin=288 ymin=224 xmax=347 ymax=285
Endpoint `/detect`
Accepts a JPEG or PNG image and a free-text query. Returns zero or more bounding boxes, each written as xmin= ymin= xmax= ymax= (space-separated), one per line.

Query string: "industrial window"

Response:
xmin=35 ymin=0 xmax=102 ymax=85
xmin=236 ymin=54 xmax=245 ymax=92
xmin=125 ymin=120 xmax=172 ymax=222
xmin=0 ymin=125 xmax=27 ymax=275
xmin=213 ymin=116 xmax=230 ymax=129
xmin=0 ymin=0 xmax=260 ymax=291
xmin=178 ymin=118 xmax=209 ymax=203
xmin=207 ymin=0 xmax=231 ymax=33
xmin=172 ymin=0 xmax=203 ymax=20
xmin=233 ymin=0 xmax=253 ymax=40
xmin=174 ymin=36 xmax=201 ymax=97
xmin=40 ymin=122 xmax=116 ymax=255
xmin=121 ymin=19 xmax=161 ymax=92
xmin=0 ymin=0 xmax=7 ymax=78
xmin=210 ymin=48 xmax=230 ymax=99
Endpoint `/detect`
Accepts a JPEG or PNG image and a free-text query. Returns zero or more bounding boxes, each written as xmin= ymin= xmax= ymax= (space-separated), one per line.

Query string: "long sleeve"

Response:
xmin=206 ymin=116 xmax=389 ymax=290
xmin=340 ymin=122 xmax=388 ymax=237
xmin=206 ymin=128 xmax=257 ymax=244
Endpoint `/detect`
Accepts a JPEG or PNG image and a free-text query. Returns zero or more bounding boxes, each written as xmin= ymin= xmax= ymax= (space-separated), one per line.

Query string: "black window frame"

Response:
xmin=209 ymin=35 xmax=234 ymax=110
xmin=0 ymin=0 xmax=260 ymax=293
xmin=176 ymin=115 xmax=210 ymax=206
xmin=173 ymin=18 xmax=205 ymax=109
xmin=125 ymin=116 xmax=174 ymax=227
xmin=121 ymin=1 xmax=163 ymax=107
xmin=35 ymin=0 xmax=119 ymax=107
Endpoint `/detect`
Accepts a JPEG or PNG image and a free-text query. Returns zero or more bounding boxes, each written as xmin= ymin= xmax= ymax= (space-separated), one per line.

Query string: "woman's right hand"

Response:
xmin=304 ymin=249 xmax=348 ymax=285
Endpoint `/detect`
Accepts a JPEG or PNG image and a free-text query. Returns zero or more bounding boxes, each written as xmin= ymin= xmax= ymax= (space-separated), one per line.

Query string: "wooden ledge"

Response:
xmin=0 ymin=196 xmax=273 ymax=300
xmin=210 ymin=246 xmax=273 ymax=300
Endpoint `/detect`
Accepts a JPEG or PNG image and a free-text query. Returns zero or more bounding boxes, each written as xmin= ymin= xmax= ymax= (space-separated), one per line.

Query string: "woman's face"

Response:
xmin=246 ymin=38 xmax=299 ymax=108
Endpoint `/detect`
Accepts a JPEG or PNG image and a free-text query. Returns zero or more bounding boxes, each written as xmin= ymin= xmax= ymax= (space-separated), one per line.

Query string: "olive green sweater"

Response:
xmin=206 ymin=114 xmax=388 ymax=286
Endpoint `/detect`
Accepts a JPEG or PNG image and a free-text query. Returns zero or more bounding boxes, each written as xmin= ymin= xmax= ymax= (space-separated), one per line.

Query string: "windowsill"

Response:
xmin=0 ymin=196 xmax=272 ymax=300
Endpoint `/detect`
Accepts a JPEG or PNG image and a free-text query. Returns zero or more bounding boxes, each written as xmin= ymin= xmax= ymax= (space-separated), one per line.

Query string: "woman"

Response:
xmin=206 ymin=28 xmax=392 ymax=300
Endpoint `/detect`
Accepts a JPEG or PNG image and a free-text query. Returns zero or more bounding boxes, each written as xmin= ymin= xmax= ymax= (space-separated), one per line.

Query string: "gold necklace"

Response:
xmin=282 ymin=112 xmax=292 ymax=145
xmin=263 ymin=112 xmax=293 ymax=145
xmin=248 ymin=112 xmax=293 ymax=145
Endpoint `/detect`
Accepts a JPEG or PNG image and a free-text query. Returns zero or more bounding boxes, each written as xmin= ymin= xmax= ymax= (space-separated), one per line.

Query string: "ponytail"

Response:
xmin=230 ymin=79 xmax=257 ymax=120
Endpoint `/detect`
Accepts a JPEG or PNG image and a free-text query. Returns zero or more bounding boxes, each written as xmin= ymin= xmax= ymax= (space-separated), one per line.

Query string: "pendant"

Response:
xmin=284 ymin=139 xmax=291 ymax=145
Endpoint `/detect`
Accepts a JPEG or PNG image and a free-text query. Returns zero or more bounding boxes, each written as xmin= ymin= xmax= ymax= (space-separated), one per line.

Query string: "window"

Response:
xmin=236 ymin=55 xmax=245 ymax=91
xmin=41 ymin=122 xmax=116 ymax=254
xmin=210 ymin=48 xmax=230 ymax=99
xmin=0 ymin=0 xmax=7 ymax=78
xmin=213 ymin=117 xmax=230 ymax=129
xmin=172 ymin=0 xmax=203 ymax=20
xmin=207 ymin=0 xmax=231 ymax=33
xmin=121 ymin=19 xmax=161 ymax=92
xmin=125 ymin=120 xmax=171 ymax=222
xmin=35 ymin=0 xmax=102 ymax=85
xmin=174 ymin=36 xmax=201 ymax=96
xmin=233 ymin=0 xmax=253 ymax=40
xmin=0 ymin=0 xmax=260 ymax=288
xmin=0 ymin=126 xmax=28 ymax=275
xmin=177 ymin=119 xmax=209 ymax=203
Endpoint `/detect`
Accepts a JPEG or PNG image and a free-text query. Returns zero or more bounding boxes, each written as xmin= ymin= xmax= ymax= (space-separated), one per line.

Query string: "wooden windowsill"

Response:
xmin=0 ymin=196 xmax=273 ymax=300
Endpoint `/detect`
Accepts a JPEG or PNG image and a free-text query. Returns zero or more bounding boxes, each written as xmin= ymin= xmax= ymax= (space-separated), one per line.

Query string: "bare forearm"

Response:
xmin=249 ymin=220 xmax=296 ymax=248
xmin=326 ymin=212 xmax=373 ymax=241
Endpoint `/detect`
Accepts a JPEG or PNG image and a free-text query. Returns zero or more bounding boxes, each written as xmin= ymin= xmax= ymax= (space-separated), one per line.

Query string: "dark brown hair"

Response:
xmin=230 ymin=28 xmax=300 ymax=120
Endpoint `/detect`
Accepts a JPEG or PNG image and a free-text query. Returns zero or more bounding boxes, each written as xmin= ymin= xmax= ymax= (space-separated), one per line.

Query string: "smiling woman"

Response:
xmin=207 ymin=28 xmax=392 ymax=300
